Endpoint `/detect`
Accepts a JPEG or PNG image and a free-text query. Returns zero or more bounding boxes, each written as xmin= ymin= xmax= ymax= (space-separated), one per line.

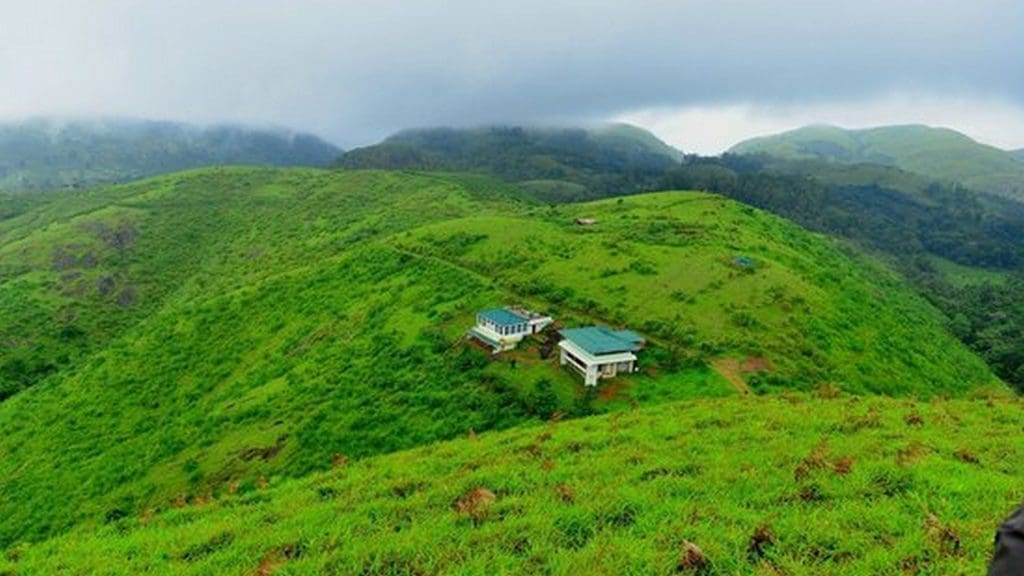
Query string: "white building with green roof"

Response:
xmin=558 ymin=326 xmax=645 ymax=386
xmin=468 ymin=307 xmax=553 ymax=353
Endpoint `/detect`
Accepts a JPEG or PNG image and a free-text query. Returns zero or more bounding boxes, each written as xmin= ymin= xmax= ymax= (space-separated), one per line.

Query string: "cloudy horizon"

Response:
xmin=2 ymin=1 xmax=1022 ymax=154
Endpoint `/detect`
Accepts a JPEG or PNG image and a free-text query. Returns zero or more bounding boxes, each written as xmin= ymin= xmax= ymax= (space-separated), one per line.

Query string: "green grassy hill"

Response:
xmin=728 ymin=124 xmax=1024 ymax=200
xmin=0 ymin=117 xmax=341 ymax=192
xmin=336 ymin=124 xmax=682 ymax=201
xmin=2 ymin=393 xmax=1020 ymax=575
xmin=657 ymin=154 xmax=1024 ymax=390
xmin=0 ymin=168 xmax=1002 ymax=550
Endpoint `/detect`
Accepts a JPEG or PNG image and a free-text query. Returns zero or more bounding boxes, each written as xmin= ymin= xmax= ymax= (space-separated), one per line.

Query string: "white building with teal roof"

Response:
xmin=469 ymin=307 xmax=553 ymax=353
xmin=558 ymin=326 xmax=645 ymax=386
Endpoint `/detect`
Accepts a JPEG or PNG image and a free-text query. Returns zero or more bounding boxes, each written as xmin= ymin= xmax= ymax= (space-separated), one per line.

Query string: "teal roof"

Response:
xmin=479 ymin=308 xmax=528 ymax=326
xmin=559 ymin=326 xmax=645 ymax=355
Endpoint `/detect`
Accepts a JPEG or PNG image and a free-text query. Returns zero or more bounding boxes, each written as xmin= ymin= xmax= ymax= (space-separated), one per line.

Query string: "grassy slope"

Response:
xmin=3 ymin=393 xmax=1022 ymax=575
xmin=0 ymin=168 xmax=1001 ymax=549
xmin=729 ymin=124 xmax=1024 ymax=200
xmin=394 ymin=193 xmax=997 ymax=395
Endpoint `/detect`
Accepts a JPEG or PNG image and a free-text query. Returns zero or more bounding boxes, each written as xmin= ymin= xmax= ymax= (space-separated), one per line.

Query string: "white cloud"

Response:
xmin=1 ymin=1 xmax=1022 ymax=146
xmin=618 ymin=94 xmax=1024 ymax=155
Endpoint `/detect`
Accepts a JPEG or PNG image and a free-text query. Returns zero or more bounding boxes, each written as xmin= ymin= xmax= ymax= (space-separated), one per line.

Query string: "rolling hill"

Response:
xmin=0 ymin=117 xmax=341 ymax=192
xmin=2 ymin=393 xmax=1020 ymax=575
xmin=336 ymin=123 xmax=683 ymax=201
xmin=0 ymin=167 xmax=1003 ymax=550
xmin=728 ymin=124 xmax=1024 ymax=201
xmin=660 ymin=154 xmax=1024 ymax=269
xmin=656 ymin=154 xmax=1024 ymax=390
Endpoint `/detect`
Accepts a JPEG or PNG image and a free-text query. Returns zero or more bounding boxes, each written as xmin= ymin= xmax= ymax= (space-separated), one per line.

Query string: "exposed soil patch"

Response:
xmin=747 ymin=524 xmax=776 ymax=560
xmin=256 ymin=551 xmax=282 ymax=576
xmin=255 ymin=544 xmax=303 ymax=576
xmin=239 ymin=436 xmax=288 ymax=462
xmin=926 ymin=514 xmax=962 ymax=557
xmin=832 ymin=456 xmax=854 ymax=475
xmin=953 ymin=449 xmax=980 ymax=465
xmin=711 ymin=359 xmax=750 ymax=395
xmin=740 ymin=356 xmax=774 ymax=374
xmin=538 ymin=330 xmax=562 ymax=360
xmin=555 ymin=483 xmax=575 ymax=503
xmin=598 ymin=378 xmax=631 ymax=401
xmin=677 ymin=540 xmax=709 ymax=573
xmin=453 ymin=487 xmax=496 ymax=524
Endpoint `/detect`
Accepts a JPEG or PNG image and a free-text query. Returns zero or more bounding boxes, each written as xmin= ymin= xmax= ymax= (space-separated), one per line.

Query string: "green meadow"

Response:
xmin=2 ymin=393 xmax=1020 ymax=575
xmin=393 ymin=192 xmax=997 ymax=395
xmin=0 ymin=167 xmax=1010 ymax=570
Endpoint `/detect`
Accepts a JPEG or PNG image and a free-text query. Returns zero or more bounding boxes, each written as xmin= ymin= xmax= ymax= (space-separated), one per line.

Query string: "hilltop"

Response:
xmin=0 ymin=117 xmax=341 ymax=191
xmin=658 ymin=154 xmax=1024 ymax=389
xmin=336 ymin=123 xmax=683 ymax=201
xmin=2 ymin=393 xmax=1021 ymax=575
xmin=728 ymin=124 xmax=1024 ymax=200
xmin=0 ymin=167 xmax=1002 ymax=548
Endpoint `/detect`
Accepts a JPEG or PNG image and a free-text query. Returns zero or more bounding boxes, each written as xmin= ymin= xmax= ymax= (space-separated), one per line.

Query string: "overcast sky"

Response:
xmin=2 ymin=0 xmax=1022 ymax=153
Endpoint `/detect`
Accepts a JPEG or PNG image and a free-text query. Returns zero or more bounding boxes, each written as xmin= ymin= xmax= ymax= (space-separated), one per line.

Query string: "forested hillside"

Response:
xmin=729 ymin=124 xmax=1024 ymax=201
xmin=336 ymin=124 xmax=682 ymax=201
xmin=0 ymin=117 xmax=340 ymax=191
xmin=0 ymin=168 xmax=1000 ymax=549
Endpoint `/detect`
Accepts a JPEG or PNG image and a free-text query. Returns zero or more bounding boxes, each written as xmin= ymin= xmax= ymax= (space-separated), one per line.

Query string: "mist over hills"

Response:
xmin=0 ymin=117 xmax=341 ymax=191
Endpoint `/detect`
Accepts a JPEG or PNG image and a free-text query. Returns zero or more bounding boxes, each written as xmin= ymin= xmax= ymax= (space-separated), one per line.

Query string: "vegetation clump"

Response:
xmin=1 ymin=394 xmax=1020 ymax=574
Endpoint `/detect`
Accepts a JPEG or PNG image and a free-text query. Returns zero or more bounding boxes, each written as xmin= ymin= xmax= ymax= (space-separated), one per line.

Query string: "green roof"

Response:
xmin=559 ymin=326 xmax=644 ymax=355
xmin=479 ymin=308 xmax=528 ymax=326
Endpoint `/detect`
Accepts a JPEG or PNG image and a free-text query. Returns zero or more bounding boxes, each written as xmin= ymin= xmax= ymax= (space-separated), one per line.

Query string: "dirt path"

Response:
xmin=711 ymin=358 xmax=751 ymax=395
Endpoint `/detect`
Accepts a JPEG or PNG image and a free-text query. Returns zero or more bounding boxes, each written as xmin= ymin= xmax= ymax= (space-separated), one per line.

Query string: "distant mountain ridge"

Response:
xmin=0 ymin=117 xmax=341 ymax=191
xmin=336 ymin=123 xmax=683 ymax=201
xmin=728 ymin=124 xmax=1024 ymax=200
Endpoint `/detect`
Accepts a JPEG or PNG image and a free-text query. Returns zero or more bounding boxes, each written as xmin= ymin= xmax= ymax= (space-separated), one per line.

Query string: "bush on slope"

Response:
xmin=2 ymin=393 xmax=1021 ymax=575
xmin=0 ymin=169 xmax=1001 ymax=549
